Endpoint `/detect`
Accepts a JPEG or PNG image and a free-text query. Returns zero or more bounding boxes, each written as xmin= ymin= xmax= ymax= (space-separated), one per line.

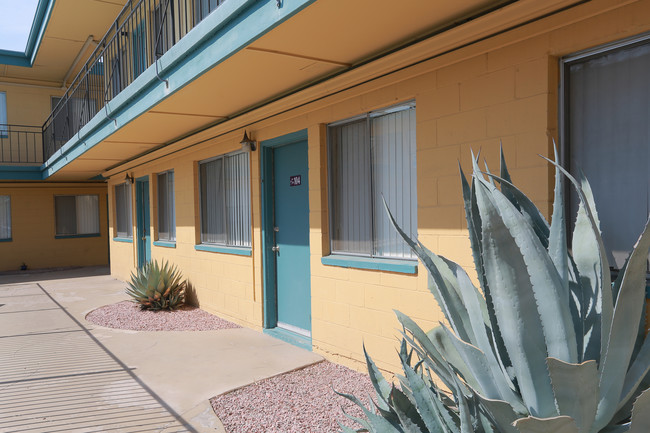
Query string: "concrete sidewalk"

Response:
xmin=0 ymin=266 xmax=323 ymax=432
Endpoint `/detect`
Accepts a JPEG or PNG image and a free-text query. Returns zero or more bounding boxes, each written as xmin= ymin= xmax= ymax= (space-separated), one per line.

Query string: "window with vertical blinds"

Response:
xmin=328 ymin=102 xmax=417 ymax=259
xmin=55 ymin=195 xmax=100 ymax=236
xmin=115 ymin=183 xmax=133 ymax=238
xmin=564 ymin=37 xmax=650 ymax=270
xmin=199 ymin=152 xmax=251 ymax=247
xmin=0 ymin=195 xmax=11 ymax=240
xmin=157 ymin=170 xmax=176 ymax=241
xmin=0 ymin=92 xmax=7 ymax=138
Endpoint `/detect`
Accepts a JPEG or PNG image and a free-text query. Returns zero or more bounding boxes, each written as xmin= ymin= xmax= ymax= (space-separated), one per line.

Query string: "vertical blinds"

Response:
xmin=329 ymin=103 xmax=417 ymax=259
xmin=115 ymin=183 xmax=133 ymax=238
xmin=567 ymin=41 xmax=650 ymax=269
xmin=0 ymin=92 xmax=6 ymax=137
xmin=0 ymin=195 xmax=10 ymax=239
xmin=199 ymin=152 xmax=251 ymax=247
xmin=55 ymin=195 xmax=99 ymax=236
xmin=157 ymin=171 xmax=175 ymax=241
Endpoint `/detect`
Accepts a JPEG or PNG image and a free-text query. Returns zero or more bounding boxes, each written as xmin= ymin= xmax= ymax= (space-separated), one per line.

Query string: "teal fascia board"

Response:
xmin=55 ymin=233 xmax=100 ymax=239
xmin=0 ymin=0 xmax=57 ymax=67
xmin=194 ymin=244 xmax=252 ymax=256
xmin=153 ymin=240 xmax=176 ymax=248
xmin=321 ymin=255 xmax=418 ymax=274
xmin=113 ymin=237 xmax=133 ymax=243
xmin=0 ymin=238 xmax=12 ymax=242
xmin=41 ymin=0 xmax=317 ymax=179
xmin=0 ymin=166 xmax=44 ymax=180
xmin=263 ymin=327 xmax=312 ymax=351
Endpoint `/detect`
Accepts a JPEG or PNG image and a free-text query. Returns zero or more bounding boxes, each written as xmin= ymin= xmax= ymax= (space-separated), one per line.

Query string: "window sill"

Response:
xmin=113 ymin=237 xmax=133 ymax=243
xmin=153 ymin=240 xmax=176 ymax=248
xmin=0 ymin=237 xmax=12 ymax=242
xmin=194 ymin=244 xmax=252 ymax=256
xmin=321 ymin=255 xmax=418 ymax=274
xmin=55 ymin=233 xmax=100 ymax=239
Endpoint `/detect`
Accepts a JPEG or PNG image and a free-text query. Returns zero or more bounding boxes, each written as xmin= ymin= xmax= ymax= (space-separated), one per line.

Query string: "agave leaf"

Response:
xmin=401 ymin=357 xmax=450 ymax=433
xmin=336 ymin=389 xmax=402 ymax=432
xmin=548 ymin=145 xmax=569 ymax=309
xmin=617 ymin=335 xmax=650 ymax=414
xmin=427 ymin=325 xmax=481 ymax=393
xmin=546 ymin=358 xmax=598 ymax=433
xmin=628 ymin=388 xmax=650 ymax=433
xmin=473 ymin=179 xmax=556 ymax=417
xmin=390 ymin=387 xmax=428 ymax=433
xmin=601 ymin=424 xmax=631 ymax=433
xmin=513 ymin=415 xmax=579 ymax=433
xmin=338 ymin=424 xmax=360 ymax=433
xmin=472 ymin=392 xmax=520 ymax=433
xmin=595 ymin=216 xmax=650 ymax=431
xmin=364 ymin=345 xmax=392 ymax=412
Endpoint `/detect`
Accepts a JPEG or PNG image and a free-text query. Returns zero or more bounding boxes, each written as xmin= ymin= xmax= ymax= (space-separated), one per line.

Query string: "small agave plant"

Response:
xmin=126 ymin=260 xmax=186 ymax=310
xmin=339 ymin=148 xmax=650 ymax=433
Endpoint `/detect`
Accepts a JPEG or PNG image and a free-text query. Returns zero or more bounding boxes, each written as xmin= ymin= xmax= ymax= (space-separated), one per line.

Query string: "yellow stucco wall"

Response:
xmin=105 ymin=0 xmax=650 ymax=373
xmin=0 ymin=183 xmax=109 ymax=272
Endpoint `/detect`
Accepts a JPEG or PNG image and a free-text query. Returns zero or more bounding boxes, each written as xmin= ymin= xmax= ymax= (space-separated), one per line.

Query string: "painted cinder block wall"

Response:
xmin=0 ymin=183 xmax=109 ymax=272
xmin=106 ymin=0 xmax=650 ymax=373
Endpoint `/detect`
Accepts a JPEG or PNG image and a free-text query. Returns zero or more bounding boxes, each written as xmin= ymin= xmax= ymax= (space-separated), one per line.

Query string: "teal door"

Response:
xmin=272 ymin=140 xmax=311 ymax=335
xmin=136 ymin=177 xmax=151 ymax=268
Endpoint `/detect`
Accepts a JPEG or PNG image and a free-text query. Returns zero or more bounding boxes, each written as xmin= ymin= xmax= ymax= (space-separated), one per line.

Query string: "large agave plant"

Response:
xmin=340 ymin=148 xmax=650 ymax=432
xmin=126 ymin=260 xmax=186 ymax=310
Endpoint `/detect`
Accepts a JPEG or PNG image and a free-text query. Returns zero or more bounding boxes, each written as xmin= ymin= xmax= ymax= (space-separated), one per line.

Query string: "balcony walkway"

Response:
xmin=0 ymin=267 xmax=322 ymax=432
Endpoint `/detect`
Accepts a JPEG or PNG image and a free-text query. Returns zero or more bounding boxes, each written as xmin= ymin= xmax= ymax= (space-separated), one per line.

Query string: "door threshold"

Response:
xmin=264 ymin=327 xmax=312 ymax=351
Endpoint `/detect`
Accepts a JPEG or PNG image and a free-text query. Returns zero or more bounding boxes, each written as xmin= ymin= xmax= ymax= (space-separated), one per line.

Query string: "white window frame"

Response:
xmin=157 ymin=170 xmax=176 ymax=242
xmin=54 ymin=195 xmax=100 ymax=237
xmin=560 ymin=32 xmax=650 ymax=272
xmin=327 ymin=101 xmax=417 ymax=260
xmin=115 ymin=182 xmax=133 ymax=239
xmin=198 ymin=151 xmax=251 ymax=248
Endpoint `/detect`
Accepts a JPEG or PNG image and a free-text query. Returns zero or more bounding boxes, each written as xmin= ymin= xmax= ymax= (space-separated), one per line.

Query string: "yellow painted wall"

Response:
xmin=106 ymin=0 xmax=650 ymax=373
xmin=0 ymin=183 xmax=109 ymax=272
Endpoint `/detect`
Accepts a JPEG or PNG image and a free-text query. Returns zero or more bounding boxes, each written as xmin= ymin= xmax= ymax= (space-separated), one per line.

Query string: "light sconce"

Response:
xmin=125 ymin=173 xmax=134 ymax=184
xmin=240 ymin=131 xmax=257 ymax=152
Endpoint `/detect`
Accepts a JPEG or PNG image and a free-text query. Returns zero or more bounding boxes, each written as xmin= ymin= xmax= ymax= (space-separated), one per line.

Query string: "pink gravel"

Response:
xmin=85 ymin=301 xmax=241 ymax=331
xmin=210 ymin=361 xmax=377 ymax=432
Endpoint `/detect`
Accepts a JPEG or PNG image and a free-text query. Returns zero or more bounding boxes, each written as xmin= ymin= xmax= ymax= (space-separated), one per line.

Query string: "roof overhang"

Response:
xmin=0 ymin=0 xmax=56 ymax=67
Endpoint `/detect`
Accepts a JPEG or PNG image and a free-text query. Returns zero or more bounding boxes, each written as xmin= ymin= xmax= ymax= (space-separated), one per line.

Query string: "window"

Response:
xmin=563 ymin=36 xmax=650 ymax=270
xmin=328 ymin=102 xmax=417 ymax=260
xmin=0 ymin=195 xmax=11 ymax=240
xmin=55 ymin=195 xmax=100 ymax=236
xmin=157 ymin=170 xmax=176 ymax=241
xmin=199 ymin=152 xmax=251 ymax=247
xmin=194 ymin=0 xmax=226 ymax=24
xmin=115 ymin=183 xmax=133 ymax=238
xmin=0 ymin=92 xmax=7 ymax=138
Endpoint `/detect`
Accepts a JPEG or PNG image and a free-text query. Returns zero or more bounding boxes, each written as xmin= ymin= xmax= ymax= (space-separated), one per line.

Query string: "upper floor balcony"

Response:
xmin=43 ymin=0 xmax=228 ymax=162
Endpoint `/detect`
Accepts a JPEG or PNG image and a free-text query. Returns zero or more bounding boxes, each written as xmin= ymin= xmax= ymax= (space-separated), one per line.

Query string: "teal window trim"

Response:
xmin=0 ymin=237 xmax=12 ymax=242
xmin=321 ymin=254 xmax=418 ymax=274
xmin=55 ymin=233 xmax=100 ymax=239
xmin=153 ymin=240 xmax=176 ymax=248
xmin=194 ymin=244 xmax=252 ymax=256
xmin=113 ymin=237 xmax=133 ymax=243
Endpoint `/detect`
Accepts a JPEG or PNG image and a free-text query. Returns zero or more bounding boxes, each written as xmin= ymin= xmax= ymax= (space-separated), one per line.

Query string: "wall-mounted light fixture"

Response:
xmin=125 ymin=173 xmax=134 ymax=184
xmin=240 ymin=131 xmax=257 ymax=152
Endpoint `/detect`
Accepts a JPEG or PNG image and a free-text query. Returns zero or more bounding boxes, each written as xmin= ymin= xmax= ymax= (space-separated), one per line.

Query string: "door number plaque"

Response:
xmin=289 ymin=175 xmax=302 ymax=186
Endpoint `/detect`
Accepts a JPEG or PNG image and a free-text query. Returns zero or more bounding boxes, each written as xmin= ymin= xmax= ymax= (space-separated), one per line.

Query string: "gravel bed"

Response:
xmin=85 ymin=301 xmax=241 ymax=331
xmin=211 ymin=361 xmax=377 ymax=432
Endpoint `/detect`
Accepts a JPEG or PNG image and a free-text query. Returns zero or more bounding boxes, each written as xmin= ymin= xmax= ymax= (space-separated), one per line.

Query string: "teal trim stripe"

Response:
xmin=263 ymin=328 xmax=312 ymax=351
xmin=0 ymin=166 xmax=43 ymax=180
xmin=113 ymin=237 xmax=133 ymax=243
xmin=194 ymin=244 xmax=252 ymax=256
xmin=0 ymin=238 xmax=12 ymax=242
xmin=321 ymin=255 xmax=418 ymax=274
xmin=55 ymin=233 xmax=100 ymax=239
xmin=153 ymin=240 xmax=176 ymax=248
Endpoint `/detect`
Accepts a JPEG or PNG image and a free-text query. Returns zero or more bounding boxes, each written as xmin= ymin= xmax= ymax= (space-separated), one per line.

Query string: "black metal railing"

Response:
xmin=41 ymin=0 xmax=227 ymax=162
xmin=0 ymin=125 xmax=44 ymax=164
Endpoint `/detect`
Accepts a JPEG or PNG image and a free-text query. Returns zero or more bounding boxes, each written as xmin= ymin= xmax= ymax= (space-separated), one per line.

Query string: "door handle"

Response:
xmin=271 ymin=245 xmax=279 ymax=252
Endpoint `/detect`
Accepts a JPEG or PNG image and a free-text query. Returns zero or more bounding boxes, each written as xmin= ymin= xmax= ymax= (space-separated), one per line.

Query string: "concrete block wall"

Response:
xmin=106 ymin=0 xmax=650 ymax=373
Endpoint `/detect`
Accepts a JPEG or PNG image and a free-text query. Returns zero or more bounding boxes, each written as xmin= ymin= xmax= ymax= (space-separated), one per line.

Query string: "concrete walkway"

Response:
xmin=0 ymin=267 xmax=323 ymax=432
